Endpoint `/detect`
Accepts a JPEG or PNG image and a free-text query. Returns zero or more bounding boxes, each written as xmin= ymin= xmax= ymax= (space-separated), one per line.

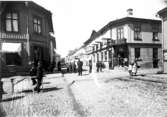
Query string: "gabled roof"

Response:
xmin=84 ymin=30 xmax=97 ymax=45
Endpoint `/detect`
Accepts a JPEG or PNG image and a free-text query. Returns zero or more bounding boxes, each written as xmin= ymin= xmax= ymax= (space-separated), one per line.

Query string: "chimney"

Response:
xmin=127 ymin=8 xmax=133 ymax=17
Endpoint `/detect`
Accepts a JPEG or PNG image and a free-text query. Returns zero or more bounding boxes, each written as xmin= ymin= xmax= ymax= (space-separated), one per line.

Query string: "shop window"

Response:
xmin=2 ymin=43 xmax=22 ymax=65
xmin=5 ymin=12 xmax=19 ymax=32
xmin=5 ymin=52 xmax=22 ymax=65
xmin=135 ymin=48 xmax=140 ymax=59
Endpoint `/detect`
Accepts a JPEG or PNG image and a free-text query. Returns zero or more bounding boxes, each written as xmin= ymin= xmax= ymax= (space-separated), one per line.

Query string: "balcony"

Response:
xmin=0 ymin=33 xmax=28 ymax=40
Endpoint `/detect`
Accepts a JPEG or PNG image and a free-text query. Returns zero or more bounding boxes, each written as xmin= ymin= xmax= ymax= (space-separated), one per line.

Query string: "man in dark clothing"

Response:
xmin=96 ymin=61 xmax=99 ymax=72
xmin=77 ymin=59 xmax=83 ymax=76
xmin=29 ymin=62 xmax=37 ymax=85
xmin=57 ymin=61 xmax=61 ymax=72
xmin=89 ymin=60 xmax=92 ymax=73
xmin=34 ymin=61 xmax=44 ymax=92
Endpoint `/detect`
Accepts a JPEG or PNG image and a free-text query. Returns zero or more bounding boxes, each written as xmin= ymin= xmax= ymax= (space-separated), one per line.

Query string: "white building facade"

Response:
xmin=84 ymin=17 xmax=162 ymax=70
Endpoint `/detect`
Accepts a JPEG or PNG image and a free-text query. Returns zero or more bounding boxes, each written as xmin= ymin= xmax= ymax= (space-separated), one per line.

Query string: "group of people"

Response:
xmin=67 ymin=62 xmax=77 ymax=73
xmin=96 ymin=61 xmax=104 ymax=72
xmin=128 ymin=61 xmax=139 ymax=78
xmin=57 ymin=59 xmax=83 ymax=76
xmin=29 ymin=61 xmax=44 ymax=92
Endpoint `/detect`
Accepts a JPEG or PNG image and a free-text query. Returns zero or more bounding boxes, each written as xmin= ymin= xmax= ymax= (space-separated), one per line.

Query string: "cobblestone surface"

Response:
xmin=0 ymin=69 xmax=167 ymax=117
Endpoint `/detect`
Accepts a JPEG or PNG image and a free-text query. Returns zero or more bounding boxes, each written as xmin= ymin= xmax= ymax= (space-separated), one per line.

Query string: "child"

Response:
xmin=132 ymin=61 xmax=138 ymax=76
xmin=128 ymin=62 xmax=133 ymax=78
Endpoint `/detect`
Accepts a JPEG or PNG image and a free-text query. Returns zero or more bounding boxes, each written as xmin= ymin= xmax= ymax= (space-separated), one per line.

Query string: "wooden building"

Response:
xmin=0 ymin=1 xmax=56 ymax=76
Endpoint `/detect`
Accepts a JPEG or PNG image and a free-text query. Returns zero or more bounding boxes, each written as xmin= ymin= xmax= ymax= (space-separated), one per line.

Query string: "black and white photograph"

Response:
xmin=0 ymin=0 xmax=167 ymax=116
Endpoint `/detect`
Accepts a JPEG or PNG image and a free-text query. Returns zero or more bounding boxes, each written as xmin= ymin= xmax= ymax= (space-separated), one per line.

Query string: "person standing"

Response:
xmin=57 ymin=61 xmax=61 ymax=73
xmin=96 ymin=61 xmax=99 ymax=72
xmin=34 ymin=61 xmax=44 ymax=92
xmin=128 ymin=62 xmax=133 ymax=78
xmin=89 ymin=60 xmax=92 ymax=73
xmin=99 ymin=61 xmax=103 ymax=72
xmin=77 ymin=59 xmax=83 ymax=76
xmin=29 ymin=62 xmax=37 ymax=85
xmin=132 ymin=61 xmax=138 ymax=76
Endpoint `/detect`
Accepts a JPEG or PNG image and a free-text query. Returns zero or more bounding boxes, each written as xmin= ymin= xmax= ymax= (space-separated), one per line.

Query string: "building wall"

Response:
xmin=162 ymin=19 xmax=167 ymax=72
xmin=0 ymin=2 xmax=55 ymax=76
xmin=128 ymin=23 xmax=161 ymax=44
xmin=129 ymin=47 xmax=162 ymax=68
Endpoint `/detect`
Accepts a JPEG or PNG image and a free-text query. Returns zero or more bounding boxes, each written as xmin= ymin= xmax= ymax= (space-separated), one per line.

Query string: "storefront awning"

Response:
xmin=2 ymin=43 xmax=21 ymax=52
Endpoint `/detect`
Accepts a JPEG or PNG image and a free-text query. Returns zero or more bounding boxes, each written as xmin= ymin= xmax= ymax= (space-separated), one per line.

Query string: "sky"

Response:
xmin=33 ymin=0 xmax=166 ymax=57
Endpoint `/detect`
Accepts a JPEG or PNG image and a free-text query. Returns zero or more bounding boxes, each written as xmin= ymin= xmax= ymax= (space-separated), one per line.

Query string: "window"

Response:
xmin=97 ymin=53 xmax=99 ymax=61
xmin=5 ymin=12 xmax=19 ymax=32
xmin=33 ymin=17 xmax=41 ymax=33
xmin=117 ymin=27 xmax=124 ymax=39
xmin=101 ymin=52 xmax=103 ymax=61
xmin=105 ymin=51 xmax=107 ymax=61
xmin=100 ymin=42 xmax=103 ymax=49
xmin=153 ymin=32 xmax=159 ymax=41
xmin=134 ymin=24 xmax=141 ymax=40
xmin=93 ymin=46 xmax=95 ymax=51
xmin=6 ymin=53 xmax=22 ymax=65
xmin=153 ymin=48 xmax=158 ymax=59
xmin=152 ymin=24 xmax=159 ymax=41
xmin=135 ymin=48 xmax=140 ymax=59
xmin=96 ymin=44 xmax=98 ymax=50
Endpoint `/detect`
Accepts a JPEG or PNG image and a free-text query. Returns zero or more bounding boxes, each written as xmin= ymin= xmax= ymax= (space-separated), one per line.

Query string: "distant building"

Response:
xmin=158 ymin=7 xmax=167 ymax=73
xmin=0 ymin=1 xmax=56 ymax=76
xmin=84 ymin=17 xmax=162 ymax=69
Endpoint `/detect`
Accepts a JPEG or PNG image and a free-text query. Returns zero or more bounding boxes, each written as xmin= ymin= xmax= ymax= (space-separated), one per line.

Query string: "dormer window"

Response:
xmin=5 ymin=12 xmax=19 ymax=32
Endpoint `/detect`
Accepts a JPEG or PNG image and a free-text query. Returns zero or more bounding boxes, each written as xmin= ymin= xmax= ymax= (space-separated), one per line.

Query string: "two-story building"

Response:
xmin=0 ymin=1 xmax=56 ymax=76
xmin=158 ymin=7 xmax=167 ymax=73
xmin=84 ymin=17 xmax=162 ymax=69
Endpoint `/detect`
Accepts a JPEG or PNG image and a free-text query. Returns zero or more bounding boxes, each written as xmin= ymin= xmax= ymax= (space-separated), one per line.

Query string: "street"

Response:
xmin=0 ymin=68 xmax=167 ymax=117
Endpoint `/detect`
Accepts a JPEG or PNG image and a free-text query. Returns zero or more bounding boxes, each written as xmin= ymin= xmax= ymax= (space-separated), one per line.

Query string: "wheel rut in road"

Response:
xmin=64 ymin=78 xmax=90 ymax=117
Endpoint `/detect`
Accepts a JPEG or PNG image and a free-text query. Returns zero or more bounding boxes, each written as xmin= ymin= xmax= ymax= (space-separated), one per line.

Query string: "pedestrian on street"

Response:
xmin=72 ymin=61 xmax=76 ymax=73
xmin=99 ymin=61 xmax=103 ymax=72
xmin=132 ymin=60 xmax=138 ymax=76
xmin=34 ymin=61 xmax=44 ymax=92
xmin=57 ymin=61 xmax=61 ymax=73
xmin=29 ymin=61 xmax=37 ymax=85
xmin=128 ymin=62 xmax=133 ymax=78
xmin=96 ymin=61 xmax=99 ymax=72
xmin=89 ymin=60 xmax=92 ymax=73
xmin=77 ymin=59 xmax=83 ymax=76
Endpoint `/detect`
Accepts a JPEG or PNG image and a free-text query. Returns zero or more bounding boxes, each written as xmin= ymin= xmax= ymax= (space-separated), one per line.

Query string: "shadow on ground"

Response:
xmin=1 ymin=95 xmax=24 ymax=102
xmin=104 ymin=75 xmax=166 ymax=84
xmin=19 ymin=87 xmax=63 ymax=94
xmin=133 ymin=77 xmax=166 ymax=84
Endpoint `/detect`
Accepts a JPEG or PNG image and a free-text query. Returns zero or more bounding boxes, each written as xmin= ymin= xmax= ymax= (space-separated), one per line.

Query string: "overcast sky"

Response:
xmin=34 ymin=0 xmax=166 ymax=57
